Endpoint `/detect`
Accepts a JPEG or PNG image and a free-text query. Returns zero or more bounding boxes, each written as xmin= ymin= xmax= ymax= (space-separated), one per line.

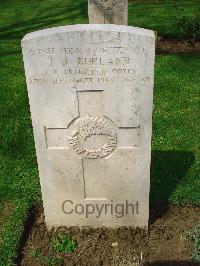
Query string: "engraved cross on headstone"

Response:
xmin=45 ymin=89 xmax=140 ymax=200
xmin=88 ymin=0 xmax=128 ymax=25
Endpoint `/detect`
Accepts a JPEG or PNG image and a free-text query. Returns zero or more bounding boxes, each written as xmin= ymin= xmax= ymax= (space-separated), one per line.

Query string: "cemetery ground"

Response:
xmin=0 ymin=0 xmax=200 ymax=265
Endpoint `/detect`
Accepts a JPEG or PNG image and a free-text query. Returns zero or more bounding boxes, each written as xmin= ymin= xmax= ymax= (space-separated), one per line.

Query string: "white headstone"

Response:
xmin=22 ymin=24 xmax=155 ymax=229
xmin=88 ymin=0 xmax=128 ymax=25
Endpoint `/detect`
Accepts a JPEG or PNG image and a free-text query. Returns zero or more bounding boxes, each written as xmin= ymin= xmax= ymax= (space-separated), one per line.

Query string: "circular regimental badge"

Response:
xmin=97 ymin=0 xmax=117 ymax=10
xmin=68 ymin=116 xmax=117 ymax=159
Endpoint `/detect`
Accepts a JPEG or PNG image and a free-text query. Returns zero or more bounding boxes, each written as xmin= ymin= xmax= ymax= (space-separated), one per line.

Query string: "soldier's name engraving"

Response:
xmin=26 ymin=33 xmax=150 ymax=87
xmin=28 ymin=46 xmax=139 ymax=86
xmin=77 ymin=57 xmax=130 ymax=66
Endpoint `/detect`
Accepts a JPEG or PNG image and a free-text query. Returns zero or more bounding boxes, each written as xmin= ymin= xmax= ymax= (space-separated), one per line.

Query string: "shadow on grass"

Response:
xmin=149 ymin=150 xmax=195 ymax=222
xmin=150 ymin=150 xmax=195 ymax=203
xmin=0 ymin=0 xmax=88 ymax=57
xmin=14 ymin=206 xmax=38 ymax=266
xmin=0 ymin=1 xmax=87 ymax=41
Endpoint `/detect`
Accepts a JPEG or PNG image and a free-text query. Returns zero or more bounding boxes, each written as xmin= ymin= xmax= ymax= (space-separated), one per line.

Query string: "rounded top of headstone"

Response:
xmin=22 ymin=24 xmax=155 ymax=42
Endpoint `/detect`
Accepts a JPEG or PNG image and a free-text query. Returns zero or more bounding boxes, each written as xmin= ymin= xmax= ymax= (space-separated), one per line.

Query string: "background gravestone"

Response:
xmin=88 ymin=0 xmax=128 ymax=25
xmin=22 ymin=24 xmax=155 ymax=229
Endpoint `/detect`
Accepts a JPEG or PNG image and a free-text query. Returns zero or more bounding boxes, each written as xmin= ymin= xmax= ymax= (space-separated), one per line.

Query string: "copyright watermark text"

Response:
xmin=62 ymin=200 xmax=140 ymax=218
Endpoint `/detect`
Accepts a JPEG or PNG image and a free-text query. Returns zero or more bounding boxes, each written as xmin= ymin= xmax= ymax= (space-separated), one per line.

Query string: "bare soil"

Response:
xmin=19 ymin=204 xmax=200 ymax=266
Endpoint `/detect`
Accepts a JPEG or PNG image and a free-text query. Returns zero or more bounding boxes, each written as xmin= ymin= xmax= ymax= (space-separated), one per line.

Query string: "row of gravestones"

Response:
xmin=22 ymin=0 xmax=155 ymax=229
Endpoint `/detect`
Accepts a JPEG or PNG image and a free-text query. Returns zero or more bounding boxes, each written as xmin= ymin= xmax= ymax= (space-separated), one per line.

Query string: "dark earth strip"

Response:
xmin=19 ymin=204 xmax=200 ymax=265
xmin=156 ymin=39 xmax=200 ymax=54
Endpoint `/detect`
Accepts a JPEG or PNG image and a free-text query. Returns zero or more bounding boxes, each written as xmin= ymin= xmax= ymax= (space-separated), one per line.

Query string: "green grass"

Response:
xmin=151 ymin=55 xmax=200 ymax=203
xmin=187 ymin=224 xmax=200 ymax=262
xmin=30 ymin=233 xmax=77 ymax=265
xmin=129 ymin=0 xmax=200 ymax=39
xmin=0 ymin=0 xmax=199 ymax=44
xmin=0 ymin=0 xmax=200 ymax=265
xmin=51 ymin=234 xmax=77 ymax=254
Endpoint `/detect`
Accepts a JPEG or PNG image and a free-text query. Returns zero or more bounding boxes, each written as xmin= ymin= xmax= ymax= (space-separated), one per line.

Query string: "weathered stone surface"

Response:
xmin=88 ymin=0 xmax=128 ymax=25
xmin=22 ymin=24 xmax=155 ymax=229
